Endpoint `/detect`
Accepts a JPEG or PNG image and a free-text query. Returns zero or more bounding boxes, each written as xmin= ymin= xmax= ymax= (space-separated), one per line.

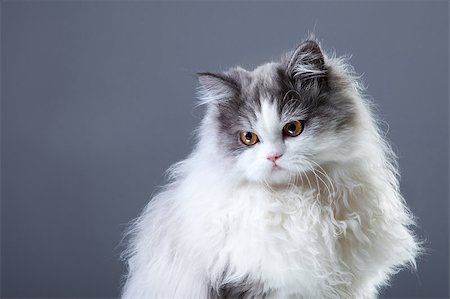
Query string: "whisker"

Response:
xmin=309 ymin=162 xmax=321 ymax=197
xmin=308 ymin=159 xmax=336 ymax=195
xmin=263 ymin=175 xmax=275 ymax=194
xmin=303 ymin=166 xmax=314 ymax=194
xmin=305 ymin=159 xmax=332 ymax=198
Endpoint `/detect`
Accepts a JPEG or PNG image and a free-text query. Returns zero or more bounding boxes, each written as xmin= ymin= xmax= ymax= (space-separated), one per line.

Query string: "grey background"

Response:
xmin=1 ymin=1 xmax=448 ymax=298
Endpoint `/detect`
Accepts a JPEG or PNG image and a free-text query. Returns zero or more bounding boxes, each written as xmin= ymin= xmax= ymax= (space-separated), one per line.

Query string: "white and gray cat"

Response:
xmin=121 ymin=39 xmax=419 ymax=299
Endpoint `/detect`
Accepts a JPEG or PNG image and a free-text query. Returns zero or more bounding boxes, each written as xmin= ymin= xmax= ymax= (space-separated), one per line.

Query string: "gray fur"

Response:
xmin=208 ymin=273 xmax=271 ymax=299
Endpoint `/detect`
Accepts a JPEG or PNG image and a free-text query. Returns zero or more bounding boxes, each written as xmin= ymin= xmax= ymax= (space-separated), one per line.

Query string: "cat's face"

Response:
xmin=197 ymin=40 xmax=356 ymax=185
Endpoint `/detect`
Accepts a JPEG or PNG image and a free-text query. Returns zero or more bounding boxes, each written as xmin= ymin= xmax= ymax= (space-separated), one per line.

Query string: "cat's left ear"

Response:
xmin=286 ymin=40 xmax=327 ymax=88
xmin=195 ymin=72 xmax=239 ymax=105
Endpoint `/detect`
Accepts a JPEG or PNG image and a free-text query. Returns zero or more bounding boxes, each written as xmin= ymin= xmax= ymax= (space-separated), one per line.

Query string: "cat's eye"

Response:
xmin=283 ymin=120 xmax=303 ymax=137
xmin=240 ymin=131 xmax=259 ymax=146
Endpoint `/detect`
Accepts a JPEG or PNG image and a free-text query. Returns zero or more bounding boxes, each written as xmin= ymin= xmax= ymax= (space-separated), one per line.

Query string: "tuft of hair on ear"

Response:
xmin=194 ymin=72 xmax=240 ymax=106
xmin=285 ymin=38 xmax=328 ymax=90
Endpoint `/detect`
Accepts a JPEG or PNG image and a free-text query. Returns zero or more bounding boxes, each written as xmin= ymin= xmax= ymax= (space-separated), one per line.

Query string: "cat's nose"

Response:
xmin=267 ymin=154 xmax=282 ymax=163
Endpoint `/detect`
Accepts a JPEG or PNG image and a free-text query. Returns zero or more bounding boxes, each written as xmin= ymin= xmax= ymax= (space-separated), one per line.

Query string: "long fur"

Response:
xmin=121 ymin=40 xmax=419 ymax=299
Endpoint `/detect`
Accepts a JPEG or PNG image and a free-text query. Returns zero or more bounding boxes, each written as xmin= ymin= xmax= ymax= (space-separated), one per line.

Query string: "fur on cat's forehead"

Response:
xmin=238 ymin=63 xmax=280 ymax=90
xmin=197 ymin=39 xmax=328 ymax=113
xmin=220 ymin=62 xmax=297 ymax=119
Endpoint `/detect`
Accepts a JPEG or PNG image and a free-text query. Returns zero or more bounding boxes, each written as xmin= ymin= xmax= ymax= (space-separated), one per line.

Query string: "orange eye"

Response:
xmin=240 ymin=131 xmax=259 ymax=146
xmin=283 ymin=120 xmax=303 ymax=137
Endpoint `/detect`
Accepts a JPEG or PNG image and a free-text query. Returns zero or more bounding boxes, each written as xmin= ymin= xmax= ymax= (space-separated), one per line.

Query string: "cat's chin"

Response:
xmin=247 ymin=169 xmax=294 ymax=186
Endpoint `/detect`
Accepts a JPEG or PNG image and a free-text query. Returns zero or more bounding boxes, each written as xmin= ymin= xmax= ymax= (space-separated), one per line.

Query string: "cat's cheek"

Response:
xmin=235 ymin=151 xmax=261 ymax=181
xmin=244 ymin=163 xmax=269 ymax=183
xmin=239 ymin=161 xmax=271 ymax=184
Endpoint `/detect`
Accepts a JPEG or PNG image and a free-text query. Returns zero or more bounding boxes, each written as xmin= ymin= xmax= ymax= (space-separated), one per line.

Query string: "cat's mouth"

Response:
xmin=271 ymin=164 xmax=282 ymax=171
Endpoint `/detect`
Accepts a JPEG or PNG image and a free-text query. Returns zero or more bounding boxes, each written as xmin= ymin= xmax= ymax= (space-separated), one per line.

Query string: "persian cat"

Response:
xmin=121 ymin=39 xmax=419 ymax=299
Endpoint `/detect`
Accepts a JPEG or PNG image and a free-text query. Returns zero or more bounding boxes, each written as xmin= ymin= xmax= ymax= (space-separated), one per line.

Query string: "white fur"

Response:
xmin=121 ymin=52 xmax=419 ymax=299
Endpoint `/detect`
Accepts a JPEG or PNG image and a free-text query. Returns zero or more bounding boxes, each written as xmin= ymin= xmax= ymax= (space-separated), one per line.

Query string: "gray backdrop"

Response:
xmin=1 ymin=1 xmax=448 ymax=298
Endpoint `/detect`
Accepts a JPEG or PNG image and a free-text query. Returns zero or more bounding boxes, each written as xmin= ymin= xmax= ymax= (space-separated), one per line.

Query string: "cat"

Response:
xmin=121 ymin=38 xmax=420 ymax=299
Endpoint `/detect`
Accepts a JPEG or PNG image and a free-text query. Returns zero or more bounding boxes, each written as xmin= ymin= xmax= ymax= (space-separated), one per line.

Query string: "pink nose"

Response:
xmin=267 ymin=154 xmax=282 ymax=163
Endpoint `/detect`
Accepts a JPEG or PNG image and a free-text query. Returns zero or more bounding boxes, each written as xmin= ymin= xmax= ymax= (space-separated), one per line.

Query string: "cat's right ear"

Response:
xmin=195 ymin=72 xmax=239 ymax=106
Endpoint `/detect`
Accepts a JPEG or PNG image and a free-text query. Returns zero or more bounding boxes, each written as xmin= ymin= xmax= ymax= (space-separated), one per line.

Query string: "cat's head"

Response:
xmin=196 ymin=40 xmax=360 ymax=185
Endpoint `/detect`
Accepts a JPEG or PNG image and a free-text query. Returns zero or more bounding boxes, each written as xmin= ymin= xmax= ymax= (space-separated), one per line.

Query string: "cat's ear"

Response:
xmin=195 ymin=72 xmax=239 ymax=105
xmin=286 ymin=40 xmax=327 ymax=89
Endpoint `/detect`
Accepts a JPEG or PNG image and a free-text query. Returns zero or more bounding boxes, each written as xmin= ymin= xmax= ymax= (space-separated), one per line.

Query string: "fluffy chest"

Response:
xmin=202 ymin=186 xmax=352 ymax=297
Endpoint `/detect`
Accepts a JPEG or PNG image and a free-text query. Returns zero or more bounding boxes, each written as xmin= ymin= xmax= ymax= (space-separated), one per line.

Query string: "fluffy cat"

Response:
xmin=121 ymin=38 xmax=419 ymax=299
